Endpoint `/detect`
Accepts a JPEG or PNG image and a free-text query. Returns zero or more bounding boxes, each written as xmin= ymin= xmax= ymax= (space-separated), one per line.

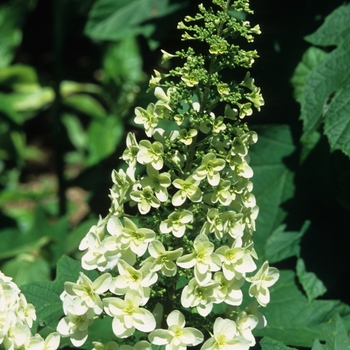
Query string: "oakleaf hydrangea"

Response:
xmin=57 ymin=1 xmax=279 ymax=349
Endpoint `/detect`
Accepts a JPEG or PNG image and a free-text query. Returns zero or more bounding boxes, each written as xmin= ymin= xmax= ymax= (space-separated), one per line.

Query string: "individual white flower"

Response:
xmin=63 ymin=272 xmax=112 ymax=315
xmin=130 ymin=185 xmax=161 ymax=215
xmin=141 ymin=166 xmax=171 ymax=202
xmin=221 ymin=211 xmax=245 ymax=241
xmin=200 ymin=317 xmax=250 ymax=350
xmin=149 ymin=310 xmax=204 ymax=350
xmin=215 ymin=242 xmax=256 ymax=281
xmin=16 ymin=293 xmax=36 ymax=328
xmin=193 ymin=153 xmax=226 ymax=186
xmin=92 ymin=340 xmax=119 ymax=350
xmin=160 ymin=210 xmax=193 ymax=238
xmin=79 ymin=216 xmax=115 ymax=271
xmin=181 ymin=278 xmax=218 ymax=316
xmin=172 ymin=176 xmax=202 ymax=206
xmin=235 ymin=310 xmax=259 ymax=346
xmin=27 ymin=332 xmax=61 ymax=350
xmin=103 ymin=291 xmax=156 ymax=338
xmin=121 ymin=133 xmax=139 ymax=166
xmin=93 ymin=340 xmax=151 ymax=350
xmin=57 ymin=308 xmax=95 ymax=347
xmin=228 ymin=154 xmax=253 ymax=179
xmin=120 ymin=217 xmax=155 ymax=256
xmin=137 ymin=140 xmax=164 ymax=170
xmin=200 ymin=209 xmax=224 ymax=240
xmin=210 ymin=179 xmax=234 ymax=206
xmin=3 ymin=321 xmax=32 ymax=350
xmin=142 ymin=240 xmax=183 ymax=277
xmin=179 ymin=128 xmax=198 ymax=145
xmin=110 ymin=260 xmax=157 ymax=303
xmin=246 ymin=261 xmax=279 ymax=307
xmin=134 ymin=104 xmax=159 ymax=137
xmin=177 ymin=234 xmax=221 ymax=286
xmin=212 ymin=272 xmax=244 ymax=306
xmin=154 ymin=86 xmax=175 ymax=111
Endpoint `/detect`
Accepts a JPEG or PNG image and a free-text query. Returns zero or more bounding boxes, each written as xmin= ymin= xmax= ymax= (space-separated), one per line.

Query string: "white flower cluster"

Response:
xmin=58 ymin=1 xmax=279 ymax=349
xmin=57 ymin=84 xmax=279 ymax=350
xmin=0 ymin=271 xmax=60 ymax=350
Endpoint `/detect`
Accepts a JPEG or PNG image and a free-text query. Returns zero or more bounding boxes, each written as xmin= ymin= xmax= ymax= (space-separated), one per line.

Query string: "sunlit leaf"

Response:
xmin=260 ymin=337 xmax=297 ymax=350
xmin=85 ymin=0 xmax=183 ymax=41
xmin=265 ymin=222 xmax=309 ymax=263
xmin=254 ymin=270 xmax=350 ymax=347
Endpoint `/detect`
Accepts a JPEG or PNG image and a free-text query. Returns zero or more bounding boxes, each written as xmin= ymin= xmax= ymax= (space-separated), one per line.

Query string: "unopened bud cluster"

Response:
xmin=58 ymin=1 xmax=279 ymax=349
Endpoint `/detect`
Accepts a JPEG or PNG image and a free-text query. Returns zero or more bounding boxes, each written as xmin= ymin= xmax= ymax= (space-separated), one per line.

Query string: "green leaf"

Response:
xmin=63 ymin=94 xmax=106 ymax=119
xmin=265 ymin=221 xmax=309 ymax=263
xmin=103 ymin=37 xmax=142 ymax=85
xmin=295 ymin=3 xmax=350 ymax=158
xmin=61 ymin=113 xmax=87 ymax=151
xmin=260 ymin=337 xmax=297 ymax=350
xmin=318 ymin=314 xmax=350 ymax=350
xmin=254 ymin=270 xmax=350 ymax=347
xmin=299 ymin=45 xmax=350 ymax=144
xmin=312 ymin=340 xmax=325 ymax=350
xmin=0 ymin=64 xmax=38 ymax=90
xmin=85 ymin=0 xmax=183 ymax=41
xmin=250 ymin=125 xmax=296 ymax=260
xmin=296 ymin=258 xmax=327 ymax=302
xmin=1 ymin=256 xmax=51 ymax=287
xmin=0 ymin=1 xmax=33 ymax=67
xmin=324 ymin=85 xmax=350 ymax=157
xmin=290 ymin=47 xmax=327 ymax=101
xmin=305 ymin=4 xmax=350 ymax=46
xmin=86 ymin=116 xmax=124 ymax=166
xmin=21 ymin=255 xmax=83 ymax=330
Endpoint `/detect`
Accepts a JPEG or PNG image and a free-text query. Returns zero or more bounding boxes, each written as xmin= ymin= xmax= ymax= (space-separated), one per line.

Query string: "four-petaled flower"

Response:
xmin=103 ymin=290 xmax=156 ymax=338
xmin=130 ymin=185 xmax=160 ymax=215
xmin=160 ymin=210 xmax=193 ymax=237
xmin=246 ymin=261 xmax=279 ymax=307
xmin=177 ymin=234 xmax=221 ymax=285
xmin=200 ymin=317 xmax=250 ymax=350
xmin=137 ymin=140 xmax=164 ymax=170
xmin=134 ymin=104 xmax=160 ymax=137
xmin=142 ymin=240 xmax=183 ymax=277
xmin=141 ymin=166 xmax=171 ymax=202
xmin=120 ymin=217 xmax=156 ymax=256
xmin=149 ymin=310 xmax=204 ymax=350
xmin=172 ymin=176 xmax=202 ymax=206
xmin=193 ymin=153 xmax=226 ymax=186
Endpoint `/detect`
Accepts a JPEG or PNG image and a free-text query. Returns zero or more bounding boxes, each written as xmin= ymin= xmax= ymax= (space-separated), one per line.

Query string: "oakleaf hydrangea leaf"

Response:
xmin=250 ymin=125 xmax=296 ymax=260
xmin=254 ymin=270 xmax=350 ymax=347
xmin=311 ymin=314 xmax=350 ymax=350
xmin=260 ymin=337 xmax=297 ymax=350
xmin=292 ymin=3 xmax=350 ymax=158
xmin=290 ymin=47 xmax=327 ymax=101
xmin=21 ymin=255 xmax=95 ymax=330
xmin=296 ymin=258 xmax=327 ymax=302
xmin=264 ymin=222 xmax=309 ymax=263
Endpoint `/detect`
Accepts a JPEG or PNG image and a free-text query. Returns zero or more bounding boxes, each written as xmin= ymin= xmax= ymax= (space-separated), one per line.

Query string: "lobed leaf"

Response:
xmin=254 ymin=270 xmax=350 ymax=347
xmin=250 ymin=125 xmax=296 ymax=260
xmin=264 ymin=222 xmax=309 ymax=263
xmin=296 ymin=258 xmax=327 ymax=302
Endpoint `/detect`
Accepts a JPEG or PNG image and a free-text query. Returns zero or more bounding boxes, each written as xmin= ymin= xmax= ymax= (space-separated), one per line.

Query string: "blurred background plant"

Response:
xmin=2 ymin=0 xmax=350 ymax=348
xmin=0 ymin=0 xmax=190 ymax=286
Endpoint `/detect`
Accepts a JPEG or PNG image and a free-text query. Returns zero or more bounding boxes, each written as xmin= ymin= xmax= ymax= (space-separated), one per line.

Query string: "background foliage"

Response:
xmin=1 ymin=0 xmax=350 ymax=349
